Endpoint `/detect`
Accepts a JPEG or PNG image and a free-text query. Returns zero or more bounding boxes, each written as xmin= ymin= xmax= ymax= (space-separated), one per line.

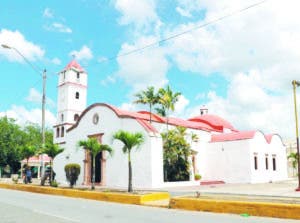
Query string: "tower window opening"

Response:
xmin=61 ymin=114 xmax=64 ymax=122
xmin=75 ymin=92 xmax=79 ymax=99
xmin=61 ymin=126 xmax=65 ymax=137
xmin=56 ymin=127 xmax=60 ymax=138
xmin=77 ymin=72 xmax=80 ymax=79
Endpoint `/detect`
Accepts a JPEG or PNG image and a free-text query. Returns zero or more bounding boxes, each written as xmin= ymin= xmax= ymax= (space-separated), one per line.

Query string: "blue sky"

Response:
xmin=0 ymin=0 xmax=299 ymax=140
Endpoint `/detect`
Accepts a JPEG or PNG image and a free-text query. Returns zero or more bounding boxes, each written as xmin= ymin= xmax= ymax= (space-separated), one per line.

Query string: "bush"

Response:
xmin=64 ymin=163 xmax=81 ymax=188
xmin=50 ymin=180 xmax=58 ymax=187
xmin=194 ymin=174 xmax=201 ymax=181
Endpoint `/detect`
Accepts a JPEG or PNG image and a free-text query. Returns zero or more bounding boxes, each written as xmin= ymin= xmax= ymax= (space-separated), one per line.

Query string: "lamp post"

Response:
xmin=1 ymin=44 xmax=47 ymax=177
xmin=292 ymin=80 xmax=300 ymax=191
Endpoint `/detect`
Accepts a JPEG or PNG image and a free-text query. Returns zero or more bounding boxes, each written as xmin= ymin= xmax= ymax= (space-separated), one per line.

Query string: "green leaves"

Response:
xmin=162 ymin=126 xmax=192 ymax=182
xmin=78 ymin=138 xmax=113 ymax=157
xmin=113 ymin=130 xmax=144 ymax=154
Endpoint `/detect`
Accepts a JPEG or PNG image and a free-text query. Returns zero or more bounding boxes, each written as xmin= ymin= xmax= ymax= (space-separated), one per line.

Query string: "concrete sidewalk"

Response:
xmin=157 ymin=178 xmax=300 ymax=200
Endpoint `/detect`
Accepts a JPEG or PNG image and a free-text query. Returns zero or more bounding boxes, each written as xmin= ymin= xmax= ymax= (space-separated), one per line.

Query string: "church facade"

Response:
xmin=53 ymin=60 xmax=288 ymax=188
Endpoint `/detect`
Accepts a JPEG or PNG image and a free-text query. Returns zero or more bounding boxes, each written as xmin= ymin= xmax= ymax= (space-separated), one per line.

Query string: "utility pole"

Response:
xmin=292 ymin=80 xmax=300 ymax=191
xmin=41 ymin=69 xmax=47 ymax=175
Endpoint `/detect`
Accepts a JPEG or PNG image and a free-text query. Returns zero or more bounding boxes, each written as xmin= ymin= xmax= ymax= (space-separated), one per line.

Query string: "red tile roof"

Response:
xmin=64 ymin=60 xmax=85 ymax=72
xmin=210 ymin=131 xmax=257 ymax=142
xmin=188 ymin=114 xmax=236 ymax=131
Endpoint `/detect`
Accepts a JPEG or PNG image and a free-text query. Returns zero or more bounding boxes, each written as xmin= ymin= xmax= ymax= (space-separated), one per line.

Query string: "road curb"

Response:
xmin=170 ymin=196 xmax=300 ymax=220
xmin=0 ymin=183 xmax=170 ymax=205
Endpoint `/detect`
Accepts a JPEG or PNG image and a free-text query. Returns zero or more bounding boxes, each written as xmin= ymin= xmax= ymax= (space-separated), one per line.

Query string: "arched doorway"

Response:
xmin=83 ymin=133 xmax=106 ymax=186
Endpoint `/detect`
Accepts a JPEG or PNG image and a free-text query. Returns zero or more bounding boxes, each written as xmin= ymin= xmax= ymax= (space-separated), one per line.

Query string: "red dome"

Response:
xmin=188 ymin=114 xmax=235 ymax=132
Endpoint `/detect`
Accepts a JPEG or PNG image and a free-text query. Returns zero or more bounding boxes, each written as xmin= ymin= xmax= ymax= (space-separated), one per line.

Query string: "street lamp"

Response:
xmin=1 ymin=44 xmax=47 ymax=176
xmin=292 ymin=80 xmax=300 ymax=191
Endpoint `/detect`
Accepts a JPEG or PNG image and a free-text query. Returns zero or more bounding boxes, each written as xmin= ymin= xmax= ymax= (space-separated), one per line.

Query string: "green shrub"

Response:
xmin=64 ymin=163 xmax=81 ymax=188
xmin=50 ymin=180 xmax=58 ymax=187
xmin=194 ymin=174 xmax=201 ymax=181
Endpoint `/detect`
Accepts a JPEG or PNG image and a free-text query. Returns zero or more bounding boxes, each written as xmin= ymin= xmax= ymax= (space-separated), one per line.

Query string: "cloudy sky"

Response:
xmin=0 ymin=0 xmax=299 ymax=140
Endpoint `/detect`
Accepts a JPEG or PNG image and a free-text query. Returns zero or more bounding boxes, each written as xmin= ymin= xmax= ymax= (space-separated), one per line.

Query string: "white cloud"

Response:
xmin=43 ymin=8 xmax=53 ymax=18
xmin=116 ymin=36 xmax=169 ymax=92
xmin=173 ymin=95 xmax=190 ymax=117
xmin=0 ymin=105 xmax=56 ymax=128
xmin=114 ymin=0 xmax=161 ymax=31
xmin=100 ymin=75 xmax=116 ymax=86
xmin=26 ymin=88 xmax=56 ymax=108
xmin=186 ymin=71 xmax=299 ymax=140
xmin=51 ymin=57 xmax=61 ymax=65
xmin=44 ymin=23 xmax=72 ymax=33
xmin=0 ymin=29 xmax=45 ymax=62
xmin=176 ymin=7 xmax=192 ymax=18
xmin=69 ymin=45 xmax=93 ymax=61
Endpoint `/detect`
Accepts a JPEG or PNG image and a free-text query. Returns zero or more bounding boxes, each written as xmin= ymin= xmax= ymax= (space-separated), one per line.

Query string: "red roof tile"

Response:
xmin=64 ymin=60 xmax=85 ymax=72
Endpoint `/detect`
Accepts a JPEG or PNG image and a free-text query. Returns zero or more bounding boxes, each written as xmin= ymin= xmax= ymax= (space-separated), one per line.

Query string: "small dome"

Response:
xmin=188 ymin=114 xmax=235 ymax=131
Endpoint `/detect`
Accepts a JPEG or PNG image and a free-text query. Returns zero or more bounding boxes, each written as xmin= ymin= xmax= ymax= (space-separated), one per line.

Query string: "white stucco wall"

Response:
xmin=249 ymin=132 xmax=288 ymax=183
xmin=205 ymin=140 xmax=252 ymax=183
xmin=53 ymin=104 xmax=164 ymax=189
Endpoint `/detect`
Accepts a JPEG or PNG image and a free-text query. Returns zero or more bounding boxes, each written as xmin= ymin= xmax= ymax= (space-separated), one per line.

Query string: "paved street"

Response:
xmin=0 ymin=188 xmax=298 ymax=223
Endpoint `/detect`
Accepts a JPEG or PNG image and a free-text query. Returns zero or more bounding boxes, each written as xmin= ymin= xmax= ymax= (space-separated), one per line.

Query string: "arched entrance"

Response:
xmin=83 ymin=133 xmax=106 ymax=186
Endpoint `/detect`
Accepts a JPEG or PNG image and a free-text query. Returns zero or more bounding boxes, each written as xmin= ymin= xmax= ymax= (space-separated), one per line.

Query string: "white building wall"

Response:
xmin=54 ymin=105 xmax=163 ymax=189
xmin=269 ymin=136 xmax=288 ymax=182
xmin=205 ymin=140 xmax=252 ymax=183
xmin=249 ymin=132 xmax=288 ymax=183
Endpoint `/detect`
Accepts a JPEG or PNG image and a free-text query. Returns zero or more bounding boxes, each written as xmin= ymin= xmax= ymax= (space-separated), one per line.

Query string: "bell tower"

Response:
xmin=54 ymin=60 xmax=87 ymax=144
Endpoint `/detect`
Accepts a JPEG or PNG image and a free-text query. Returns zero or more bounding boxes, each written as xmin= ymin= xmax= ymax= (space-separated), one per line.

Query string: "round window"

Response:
xmin=93 ymin=113 xmax=99 ymax=124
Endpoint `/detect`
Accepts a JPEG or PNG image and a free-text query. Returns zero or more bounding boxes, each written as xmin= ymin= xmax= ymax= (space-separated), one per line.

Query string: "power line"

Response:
xmin=106 ymin=0 xmax=268 ymax=62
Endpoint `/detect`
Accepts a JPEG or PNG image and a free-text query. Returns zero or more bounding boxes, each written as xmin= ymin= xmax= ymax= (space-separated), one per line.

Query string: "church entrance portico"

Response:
xmin=83 ymin=133 xmax=106 ymax=186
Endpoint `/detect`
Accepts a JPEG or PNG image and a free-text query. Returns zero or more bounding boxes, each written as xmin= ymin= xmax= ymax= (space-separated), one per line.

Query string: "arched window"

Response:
xmin=77 ymin=72 xmax=80 ymax=79
xmin=75 ymin=92 xmax=79 ymax=99
xmin=61 ymin=114 xmax=64 ymax=122
xmin=56 ymin=127 xmax=60 ymax=138
xmin=61 ymin=126 xmax=65 ymax=137
xmin=74 ymin=114 xmax=79 ymax=121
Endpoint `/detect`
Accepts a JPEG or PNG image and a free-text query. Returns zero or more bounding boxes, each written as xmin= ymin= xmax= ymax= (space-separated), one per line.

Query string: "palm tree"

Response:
xmin=41 ymin=143 xmax=64 ymax=183
xmin=155 ymin=106 xmax=166 ymax=117
xmin=134 ymin=86 xmax=159 ymax=123
xmin=78 ymin=138 xmax=113 ymax=190
xmin=113 ymin=130 xmax=144 ymax=192
xmin=158 ymin=85 xmax=181 ymax=130
xmin=288 ymin=152 xmax=298 ymax=176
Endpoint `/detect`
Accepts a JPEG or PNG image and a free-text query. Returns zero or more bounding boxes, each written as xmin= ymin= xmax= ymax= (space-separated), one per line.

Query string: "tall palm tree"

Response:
xmin=113 ymin=130 xmax=144 ymax=192
xmin=78 ymin=138 xmax=113 ymax=190
xmin=158 ymin=85 xmax=181 ymax=130
xmin=134 ymin=86 xmax=159 ymax=123
xmin=41 ymin=143 xmax=64 ymax=183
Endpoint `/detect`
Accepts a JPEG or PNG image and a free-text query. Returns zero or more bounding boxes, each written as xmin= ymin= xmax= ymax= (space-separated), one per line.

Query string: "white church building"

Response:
xmin=53 ymin=60 xmax=288 ymax=189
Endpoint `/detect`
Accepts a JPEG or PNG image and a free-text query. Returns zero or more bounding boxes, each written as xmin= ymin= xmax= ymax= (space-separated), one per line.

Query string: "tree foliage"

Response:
xmin=134 ymin=86 xmax=159 ymax=123
xmin=65 ymin=163 xmax=81 ymax=188
xmin=0 ymin=117 xmax=54 ymax=174
xmin=161 ymin=126 xmax=192 ymax=182
xmin=113 ymin=130 xmax=144 ymax=192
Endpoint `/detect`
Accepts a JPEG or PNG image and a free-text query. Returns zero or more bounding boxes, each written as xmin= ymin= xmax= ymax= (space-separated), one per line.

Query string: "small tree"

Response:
xmin=288 ymin=152 xmax=298 ymax=176
xmin=65 ymin=163 xmax=81 ymax=188
xmin=162 ymin=126 xmax=192 ymax=182
xmin=41 ymin=143 xmax=64 ymax=183
xmin=113 ymin=130 xmax=144 ymax=192
xmin=78 ymin=138 xmax=113 ymax=190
